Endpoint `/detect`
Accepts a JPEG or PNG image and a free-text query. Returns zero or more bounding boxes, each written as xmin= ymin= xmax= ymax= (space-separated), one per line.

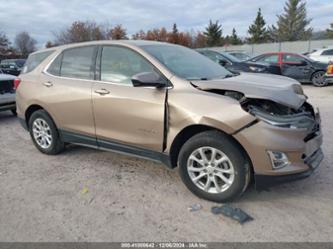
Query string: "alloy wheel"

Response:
xmin=187 ymin=146 xmax=235 ymax=194
xmin=32 ymin=118 xmax=53 ymax=149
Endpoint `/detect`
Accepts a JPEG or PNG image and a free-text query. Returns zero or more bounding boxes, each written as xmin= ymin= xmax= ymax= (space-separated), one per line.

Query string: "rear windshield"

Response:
xmin=21 ymin=50 xmax=55 ymax=74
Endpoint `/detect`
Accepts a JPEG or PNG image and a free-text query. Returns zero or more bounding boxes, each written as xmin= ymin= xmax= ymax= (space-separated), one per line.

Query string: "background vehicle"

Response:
xmin=225 ymin=50 xmax=251 ymax=61
xmin=0 ymin=59 xmax=26 ymax=76
xmin=16 ymin=41 xmax=323 ymax=202
xmin=309 ymin=47 xmax=333 ymax=64
xmin=250 ymin=52 xmax=328 ymax=86
xmin=197 ymin=49 xmax=281 ymax=75
xmin=0 ymin=69 xmax=18 ymax=115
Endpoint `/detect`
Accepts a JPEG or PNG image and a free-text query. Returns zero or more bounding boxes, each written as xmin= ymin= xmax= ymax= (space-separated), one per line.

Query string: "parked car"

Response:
xmin=0 ymin=69 xmax=18 ymax=115
xmin=0 ymin=59 xmax=26 ymax=76
xmin=324 ymin=64 xmax=333 ymax=85
xmin=309 ymin=47 xmax=333 ymax=64
xmin=225 ymin=50 xmax=251 ymax=61
xmin=16 ymin=41 xmax=323 ymax=202
xmin=250 ymin=52 xmax=328 ymax=86
xmin=197 ymin=49 xmax=281 ymax=75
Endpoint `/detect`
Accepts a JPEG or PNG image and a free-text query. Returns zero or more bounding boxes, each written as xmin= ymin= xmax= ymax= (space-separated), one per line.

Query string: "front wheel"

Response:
xmin=28 ymin=110 xmax=65 ymax=155
xmin=178 ymin=130 xmax=251 ymax=202
xmin=311 ymin=71 xmax=327 ymax=87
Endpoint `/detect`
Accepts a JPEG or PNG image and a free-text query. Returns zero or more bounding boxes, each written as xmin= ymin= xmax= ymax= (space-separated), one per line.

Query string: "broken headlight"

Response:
xmin=249 ymin=106 xmax=315 ymax=131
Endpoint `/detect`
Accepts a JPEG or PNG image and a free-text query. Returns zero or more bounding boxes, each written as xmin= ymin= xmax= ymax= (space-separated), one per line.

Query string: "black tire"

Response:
xmin=178 ymin=130 xmax=251 ymax=202
xmin=28 ymin=109 xmax=65 ymax=155
xmin=311 ymin=71 xmax=327 ymax=87
xmin=11 ymin=108 xmax=17 ymax=116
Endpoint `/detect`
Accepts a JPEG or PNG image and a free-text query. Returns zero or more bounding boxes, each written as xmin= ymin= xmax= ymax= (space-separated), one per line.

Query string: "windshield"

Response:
xmin=141 ymin=44 xmax=231 ymax=80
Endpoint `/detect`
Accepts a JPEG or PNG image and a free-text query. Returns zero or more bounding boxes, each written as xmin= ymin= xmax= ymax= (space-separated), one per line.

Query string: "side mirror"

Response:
xmin=218 ymin=59 xmax=228 ymax=67
xmin=131 ymin=72 xmax=166 ymax=88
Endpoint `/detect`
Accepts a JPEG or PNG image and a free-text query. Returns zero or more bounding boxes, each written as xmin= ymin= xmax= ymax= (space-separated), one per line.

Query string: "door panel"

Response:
xmin=39 ymin=45 xmax=97 ymax=140
xmin=281 ymin=54 xmax=311 ymax=81
xmin=39 ymin=74 xmax=96 ymax=138
xmin=92 ymin=83 xmax=166 ymax=151
xmin=92 ymin=45 xmax=167 ymax=151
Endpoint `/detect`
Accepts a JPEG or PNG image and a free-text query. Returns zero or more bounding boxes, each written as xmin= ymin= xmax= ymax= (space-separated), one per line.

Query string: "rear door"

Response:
xmin=41 ymin=45 xmax=98 ymax=144
xmin=92 ymin=45 xmax=167 ymax=151
xmin=281 ymin=54 xmax=311 ymax=81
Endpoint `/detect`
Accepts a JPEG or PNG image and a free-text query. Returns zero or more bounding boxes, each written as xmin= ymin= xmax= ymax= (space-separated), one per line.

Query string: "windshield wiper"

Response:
xmin=187 ymin=77 xmax=209 ymax=81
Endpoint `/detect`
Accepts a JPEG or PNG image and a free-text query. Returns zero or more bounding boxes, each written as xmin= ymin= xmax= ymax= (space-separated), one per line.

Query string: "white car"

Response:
xmin=309 ymin=47 xmax=333 ymax=63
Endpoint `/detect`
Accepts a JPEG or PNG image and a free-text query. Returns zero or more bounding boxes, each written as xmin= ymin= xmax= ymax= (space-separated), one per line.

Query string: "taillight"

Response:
xmin=13 ymin=78 xmax=21 ymax=90
xmin=327 ymin=65 xmax=333 ymax=75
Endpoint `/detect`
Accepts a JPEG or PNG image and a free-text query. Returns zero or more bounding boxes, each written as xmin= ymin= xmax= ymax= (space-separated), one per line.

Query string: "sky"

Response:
xmin=0 ymin=0 xmax=332 ymax=48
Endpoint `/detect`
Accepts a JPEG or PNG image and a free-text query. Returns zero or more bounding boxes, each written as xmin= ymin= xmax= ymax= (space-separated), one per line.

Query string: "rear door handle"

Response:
xmin=94 ymin=89 xmax=110 ymax=95
xmin=43 ymin=82 xmax=53 ymax=87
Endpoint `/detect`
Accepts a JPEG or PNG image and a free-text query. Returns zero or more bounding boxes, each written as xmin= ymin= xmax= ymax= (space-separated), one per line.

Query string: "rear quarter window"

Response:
xmin=22 ymin=50 xmax=55 ymax=74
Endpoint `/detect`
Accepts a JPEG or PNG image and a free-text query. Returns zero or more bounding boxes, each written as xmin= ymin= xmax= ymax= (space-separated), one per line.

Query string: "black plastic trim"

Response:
xmin=58 ymin=130 xmax=172 ymax=168
xmin=18 ymin=117 xmax=28 ymax=131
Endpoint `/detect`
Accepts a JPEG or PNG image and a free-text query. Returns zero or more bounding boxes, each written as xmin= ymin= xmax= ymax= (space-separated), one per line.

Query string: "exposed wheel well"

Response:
xmin=25 ymin=105 xmax=44 ymax=127
xmin=169 ymin=125 xmax=253 ymax=173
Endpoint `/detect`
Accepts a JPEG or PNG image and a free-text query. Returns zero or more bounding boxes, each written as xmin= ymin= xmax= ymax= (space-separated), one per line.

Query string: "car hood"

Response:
xmin=0 ymin=74 xmax=16 ymax=81
xmin=192 ymin=73 xmax=306 ymax=110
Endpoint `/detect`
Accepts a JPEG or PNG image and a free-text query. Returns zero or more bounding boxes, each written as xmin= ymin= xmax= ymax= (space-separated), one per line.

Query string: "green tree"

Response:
xmin=204 ymin=20 xmax=223 ymax=47
xmin=270 ymin=0 xmax=312 ymax=42
xmin=229 ymin=28 xmax=243 ymax=45
xmin=247 ymin=8 xmax=269 ymax=43
xmin=168 ymin=23 xmax=179 ymax=44
xmin=326 ymin=23 xmax=333 ymax=39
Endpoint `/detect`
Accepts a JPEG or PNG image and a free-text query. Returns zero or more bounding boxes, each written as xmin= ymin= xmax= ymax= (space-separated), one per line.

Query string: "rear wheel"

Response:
xmin=28 ymin=110 xmax=65 ymax=155
xmin=311 ymin=71 xmax=327 ymax=87
xmin=178 ymin=130 xmax=251 ymax=202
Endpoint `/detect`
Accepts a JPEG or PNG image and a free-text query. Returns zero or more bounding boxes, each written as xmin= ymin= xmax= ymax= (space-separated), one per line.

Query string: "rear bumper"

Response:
xmin=0 ymin=93 xmax=16 ymax=112
xmin=255 ymin=148 xmax=324 ymax=190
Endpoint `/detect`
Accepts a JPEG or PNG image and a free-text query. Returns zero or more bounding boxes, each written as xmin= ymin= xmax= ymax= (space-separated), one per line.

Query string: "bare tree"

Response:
xmin=107 ymin=24 xmax=128 ymax=40
xmin=54 ymin=21 xmax=107 ymax=44
xmin=14 ymin=32 xmax=37 ymax=57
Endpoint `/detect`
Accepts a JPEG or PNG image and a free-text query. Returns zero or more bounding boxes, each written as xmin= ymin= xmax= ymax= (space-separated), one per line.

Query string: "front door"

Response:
xmin=281 ymin=54 xmax=311 ymax=81
xmin=92 ymin=45 xmax=167 ymax=151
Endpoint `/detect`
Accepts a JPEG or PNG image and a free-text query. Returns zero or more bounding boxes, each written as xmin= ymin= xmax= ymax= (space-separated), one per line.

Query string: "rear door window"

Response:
xmin=322 ymin=49 xmax=333 ymax=56
xmin=282 ymin=54 xmax=305 ymax=64
xmin=60 ymin=46 xmax=96 ymax=80
xmin=257 ymin=54 xmax=279 ymax=63
xmin=22 ymin=51 xmax=54 ymax=74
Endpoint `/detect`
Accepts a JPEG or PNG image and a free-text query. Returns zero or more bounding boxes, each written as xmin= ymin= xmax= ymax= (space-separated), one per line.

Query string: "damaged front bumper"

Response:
xmin=254 ymin=148 xmax=323 ymax=189
xmin=234 ymin=107 xmax=323 ymax=189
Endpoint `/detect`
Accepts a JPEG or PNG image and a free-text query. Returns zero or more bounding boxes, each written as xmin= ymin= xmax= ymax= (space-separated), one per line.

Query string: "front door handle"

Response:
xmin=94 ymin=89 xmax=110 ymax=95
xmin=43 ymin=81 xmax=53 ymax=87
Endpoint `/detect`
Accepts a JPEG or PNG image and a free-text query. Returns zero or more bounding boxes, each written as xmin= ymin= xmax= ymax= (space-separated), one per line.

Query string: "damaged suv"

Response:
xmin=16 ymin=41 xmax=323 ymax=202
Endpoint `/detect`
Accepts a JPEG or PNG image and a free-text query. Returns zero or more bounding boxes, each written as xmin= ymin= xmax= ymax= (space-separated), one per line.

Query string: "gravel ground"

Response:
xmin=0 ymin=85 xmax=332 ymax=242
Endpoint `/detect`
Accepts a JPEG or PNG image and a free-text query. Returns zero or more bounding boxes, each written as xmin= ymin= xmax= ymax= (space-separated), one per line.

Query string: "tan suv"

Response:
xmin=16 ymin=41 xmax=323 ymax=202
